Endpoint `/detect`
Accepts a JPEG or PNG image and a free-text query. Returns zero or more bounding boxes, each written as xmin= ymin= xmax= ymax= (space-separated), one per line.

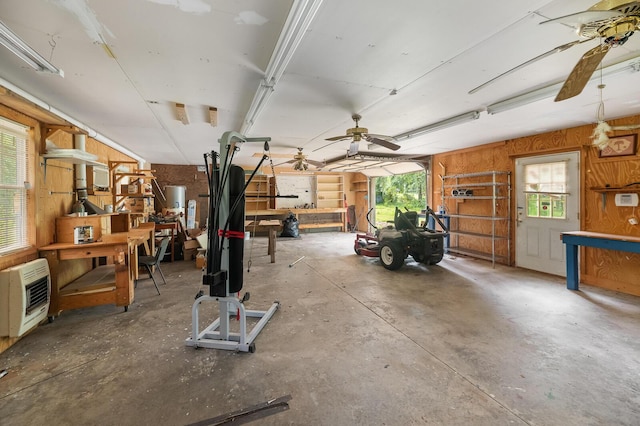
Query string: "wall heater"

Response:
xmin=0 ymin=258 xmax=51 ymax=337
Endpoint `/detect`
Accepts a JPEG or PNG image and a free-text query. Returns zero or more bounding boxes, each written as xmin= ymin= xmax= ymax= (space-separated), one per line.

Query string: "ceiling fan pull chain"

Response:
xmin=268 ymin=152 xmax=281 ymax=196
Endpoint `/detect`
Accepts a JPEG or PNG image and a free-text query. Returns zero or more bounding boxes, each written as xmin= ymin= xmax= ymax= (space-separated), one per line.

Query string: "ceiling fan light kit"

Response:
xmin=321 ymin=114 xmax=401 ymax=152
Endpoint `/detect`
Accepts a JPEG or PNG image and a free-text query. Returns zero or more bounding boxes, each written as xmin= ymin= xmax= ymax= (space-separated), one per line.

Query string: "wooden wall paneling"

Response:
xmin=433 ymin=115 xmax=640 ymax=295
xmin=0 ymin=100 xmax=140 ymax=354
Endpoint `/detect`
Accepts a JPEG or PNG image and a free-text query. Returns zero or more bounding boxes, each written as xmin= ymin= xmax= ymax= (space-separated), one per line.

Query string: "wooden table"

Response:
xmin=561 ymin=231 xmax=640 ymax=291
xmin=245 ymin=220 xmax=282 ymax=263
xmin=39 ymin=236 xmax=134 ymax=317
xmin=260 ymin=220 xmax=281 ymax=263
xmin=127 ymin=224 xmax=155 ymax=280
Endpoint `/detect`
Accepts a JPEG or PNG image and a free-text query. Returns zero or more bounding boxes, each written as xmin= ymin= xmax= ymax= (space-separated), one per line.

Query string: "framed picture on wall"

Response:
xmin=599 ymin=134 xmax=637 ymax=158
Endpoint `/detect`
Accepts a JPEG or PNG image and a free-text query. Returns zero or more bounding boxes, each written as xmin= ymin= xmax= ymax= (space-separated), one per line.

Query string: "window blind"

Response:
xmin=0 ymin=119 xmax=29 ymax=255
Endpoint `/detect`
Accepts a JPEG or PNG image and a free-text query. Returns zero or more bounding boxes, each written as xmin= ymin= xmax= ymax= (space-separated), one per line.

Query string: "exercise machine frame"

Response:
xmin=185 ymin=131 xmax=280 ymax=353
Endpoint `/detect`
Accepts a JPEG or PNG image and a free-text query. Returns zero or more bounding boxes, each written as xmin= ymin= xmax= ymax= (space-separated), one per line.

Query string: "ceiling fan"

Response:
xmin=470 ymin=0 xmax=640 ymax=101
xmin=289 ymin=148 xmax=324 ymax=170
xmin=259 ymin=148 xmax=325 ymax=171
xmin=316 ymin=114 xmax=401 ymax=152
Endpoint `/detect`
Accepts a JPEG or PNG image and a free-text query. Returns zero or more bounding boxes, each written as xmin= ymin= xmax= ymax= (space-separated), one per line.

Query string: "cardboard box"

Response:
xmin=187 ymin=228 xmax=204 ymax=238
xmin=195 ymin=254 xmax=206 ymax=269
xmin=183 ymin=248 xmax=198 ymax=261
xmin=121 ymin=183 xmax=138 ymax=194
xmin=183 ymin=239 xmax=200 ymax=249
xmin=125 ymin=197 xmax=154 ymax=213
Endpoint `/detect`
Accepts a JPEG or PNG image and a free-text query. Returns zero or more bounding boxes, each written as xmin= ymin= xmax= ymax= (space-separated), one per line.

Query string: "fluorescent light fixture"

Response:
xmin=240 ymin=0 xmax=323 ymax=134
xmin=0 ymin=20 xmax=64 ymax=77
xmin=393 ymin=111 xmax=481 ymax=141
xmin=487 ymin=54 xmax=640 ymax=115
xmin=486 ymin=84 xmax=561 ymax=115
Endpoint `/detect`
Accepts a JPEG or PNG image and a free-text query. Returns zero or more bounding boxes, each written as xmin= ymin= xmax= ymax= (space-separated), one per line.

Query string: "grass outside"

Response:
xmin=375 ymin=204 xmax=396 ymax=224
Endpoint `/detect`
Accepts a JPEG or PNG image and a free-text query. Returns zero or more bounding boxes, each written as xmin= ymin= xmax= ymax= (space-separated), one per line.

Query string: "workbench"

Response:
xmin=245 ymin=208 xmax=347 ymax=231
xmin=561 ymin=231 xmax=640 ymax=291
xmin=39 ymin=230 xmax=151 ymax=317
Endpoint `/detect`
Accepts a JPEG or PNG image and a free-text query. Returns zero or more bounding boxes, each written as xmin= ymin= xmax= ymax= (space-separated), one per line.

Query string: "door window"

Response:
xmin=524 ymin=161 xmax=567 ymax=219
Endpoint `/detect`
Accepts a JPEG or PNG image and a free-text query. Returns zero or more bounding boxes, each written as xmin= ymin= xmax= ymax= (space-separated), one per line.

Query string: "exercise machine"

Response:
xmin=185 ymin=131 xmax=279 ymax=353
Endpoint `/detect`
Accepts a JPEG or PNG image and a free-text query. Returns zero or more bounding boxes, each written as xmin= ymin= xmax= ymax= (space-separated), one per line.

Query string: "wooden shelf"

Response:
xmin=109 ymin=161 xmax=156 ymax=216
xmin=316 ymin=174 xmax=344 ymax=209
xmin=244 ymin=175 xmax=271 ymax=211
xmin=590 ymin=185 xmax=640 ymax=210
xmin=590 ymin=185 xmax=640 ymax=192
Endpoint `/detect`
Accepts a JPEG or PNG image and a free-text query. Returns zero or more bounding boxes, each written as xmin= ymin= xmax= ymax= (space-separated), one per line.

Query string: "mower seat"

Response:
xmin=395 ymin=210 xmax=418 ymax=230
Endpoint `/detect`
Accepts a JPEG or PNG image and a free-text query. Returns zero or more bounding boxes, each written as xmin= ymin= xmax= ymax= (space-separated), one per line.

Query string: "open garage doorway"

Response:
xmin=375 ymin=170 xmax=427 ymax=228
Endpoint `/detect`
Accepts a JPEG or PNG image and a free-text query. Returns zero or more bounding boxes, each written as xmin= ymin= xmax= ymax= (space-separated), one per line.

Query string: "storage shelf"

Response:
xmin=447 ymin=230 xmax=509 ymax=240
xmin=445 ymin=214 xmax=509 ymax=221
xmin=443 ymin=182 xmax=510 ymax=188
xmin=441 ymin=170 xmax=511 ymax=267
xmin=444 ymin=195 xmax=508 ymax=200
xmin=446 ymin=247 xmax=509 ymax=263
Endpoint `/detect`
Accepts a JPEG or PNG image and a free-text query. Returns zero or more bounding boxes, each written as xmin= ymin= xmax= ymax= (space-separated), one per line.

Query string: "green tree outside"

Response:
xmin=375 ymin=171 xmax=426 ymax=223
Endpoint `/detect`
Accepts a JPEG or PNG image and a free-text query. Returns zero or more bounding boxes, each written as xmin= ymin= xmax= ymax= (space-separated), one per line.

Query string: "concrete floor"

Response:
xmin=1 ymin=232 xmax=639 ymax=425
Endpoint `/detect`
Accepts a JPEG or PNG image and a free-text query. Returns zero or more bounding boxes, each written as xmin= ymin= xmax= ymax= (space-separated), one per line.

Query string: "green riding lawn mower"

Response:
xmin=354 ymin=206 xmax=449 ymax=270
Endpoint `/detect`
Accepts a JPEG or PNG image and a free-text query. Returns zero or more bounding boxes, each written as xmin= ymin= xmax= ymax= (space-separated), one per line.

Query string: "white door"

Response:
xmin=515 ymin=152 xmax=580 ymax=276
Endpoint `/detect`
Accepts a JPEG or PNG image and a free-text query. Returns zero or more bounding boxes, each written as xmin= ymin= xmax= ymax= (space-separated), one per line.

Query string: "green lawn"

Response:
xmin=375 ymin=204 xmax=396 ymax=224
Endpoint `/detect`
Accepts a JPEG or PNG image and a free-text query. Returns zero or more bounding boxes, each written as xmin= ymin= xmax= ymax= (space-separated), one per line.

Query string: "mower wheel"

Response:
xmin=354 ymin=239 xmax=366 ymax=255
xmin=379 ymin=241 xmax=405 ymax=270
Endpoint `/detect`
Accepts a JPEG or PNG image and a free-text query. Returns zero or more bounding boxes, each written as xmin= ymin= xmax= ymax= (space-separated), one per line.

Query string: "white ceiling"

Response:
xmin=1 ymin=0 xmax=640 ymax=173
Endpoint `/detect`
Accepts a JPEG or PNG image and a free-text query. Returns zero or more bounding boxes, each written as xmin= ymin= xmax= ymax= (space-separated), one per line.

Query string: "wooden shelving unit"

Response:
xmin=109 ymin=161 xmax=156 ymax=218
xmin=350 ymin=179 xmax=368 ymax=192
xmin=245 ymin=174 xmax=271 ymax=211
xmin=244 ymin=173 xmax=347 ymax=232
xmin=316 ymin=174 xmax=344 ymax=209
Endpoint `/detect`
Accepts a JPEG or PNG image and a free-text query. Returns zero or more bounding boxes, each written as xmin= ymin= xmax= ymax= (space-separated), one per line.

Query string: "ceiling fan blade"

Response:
xmin=555 ymin=43 xmax=611 ymax=102
xmin=365 ymin=133 xmax=395 ymax=142
xmin=469 ymin=39 xmax=592 ymax=94
xmin=539 ymin=10 xmax=623 ymax=27
xmin=253 ymin=152 xmax=296 ymax=159
xmin=325 ymin=135 xmax=351 ymax=141
xmin=365 ymin=135 xmax=401 ymax=151
xmin=307 ymin=159 xmax=325 ymax=168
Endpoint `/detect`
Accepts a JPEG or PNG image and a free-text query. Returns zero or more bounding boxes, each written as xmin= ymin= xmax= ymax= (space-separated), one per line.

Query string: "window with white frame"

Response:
xmin=0 ymin=119 xmax=29 ymax=255
xmin=524 ymin=161 xmax=568 ymax=219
